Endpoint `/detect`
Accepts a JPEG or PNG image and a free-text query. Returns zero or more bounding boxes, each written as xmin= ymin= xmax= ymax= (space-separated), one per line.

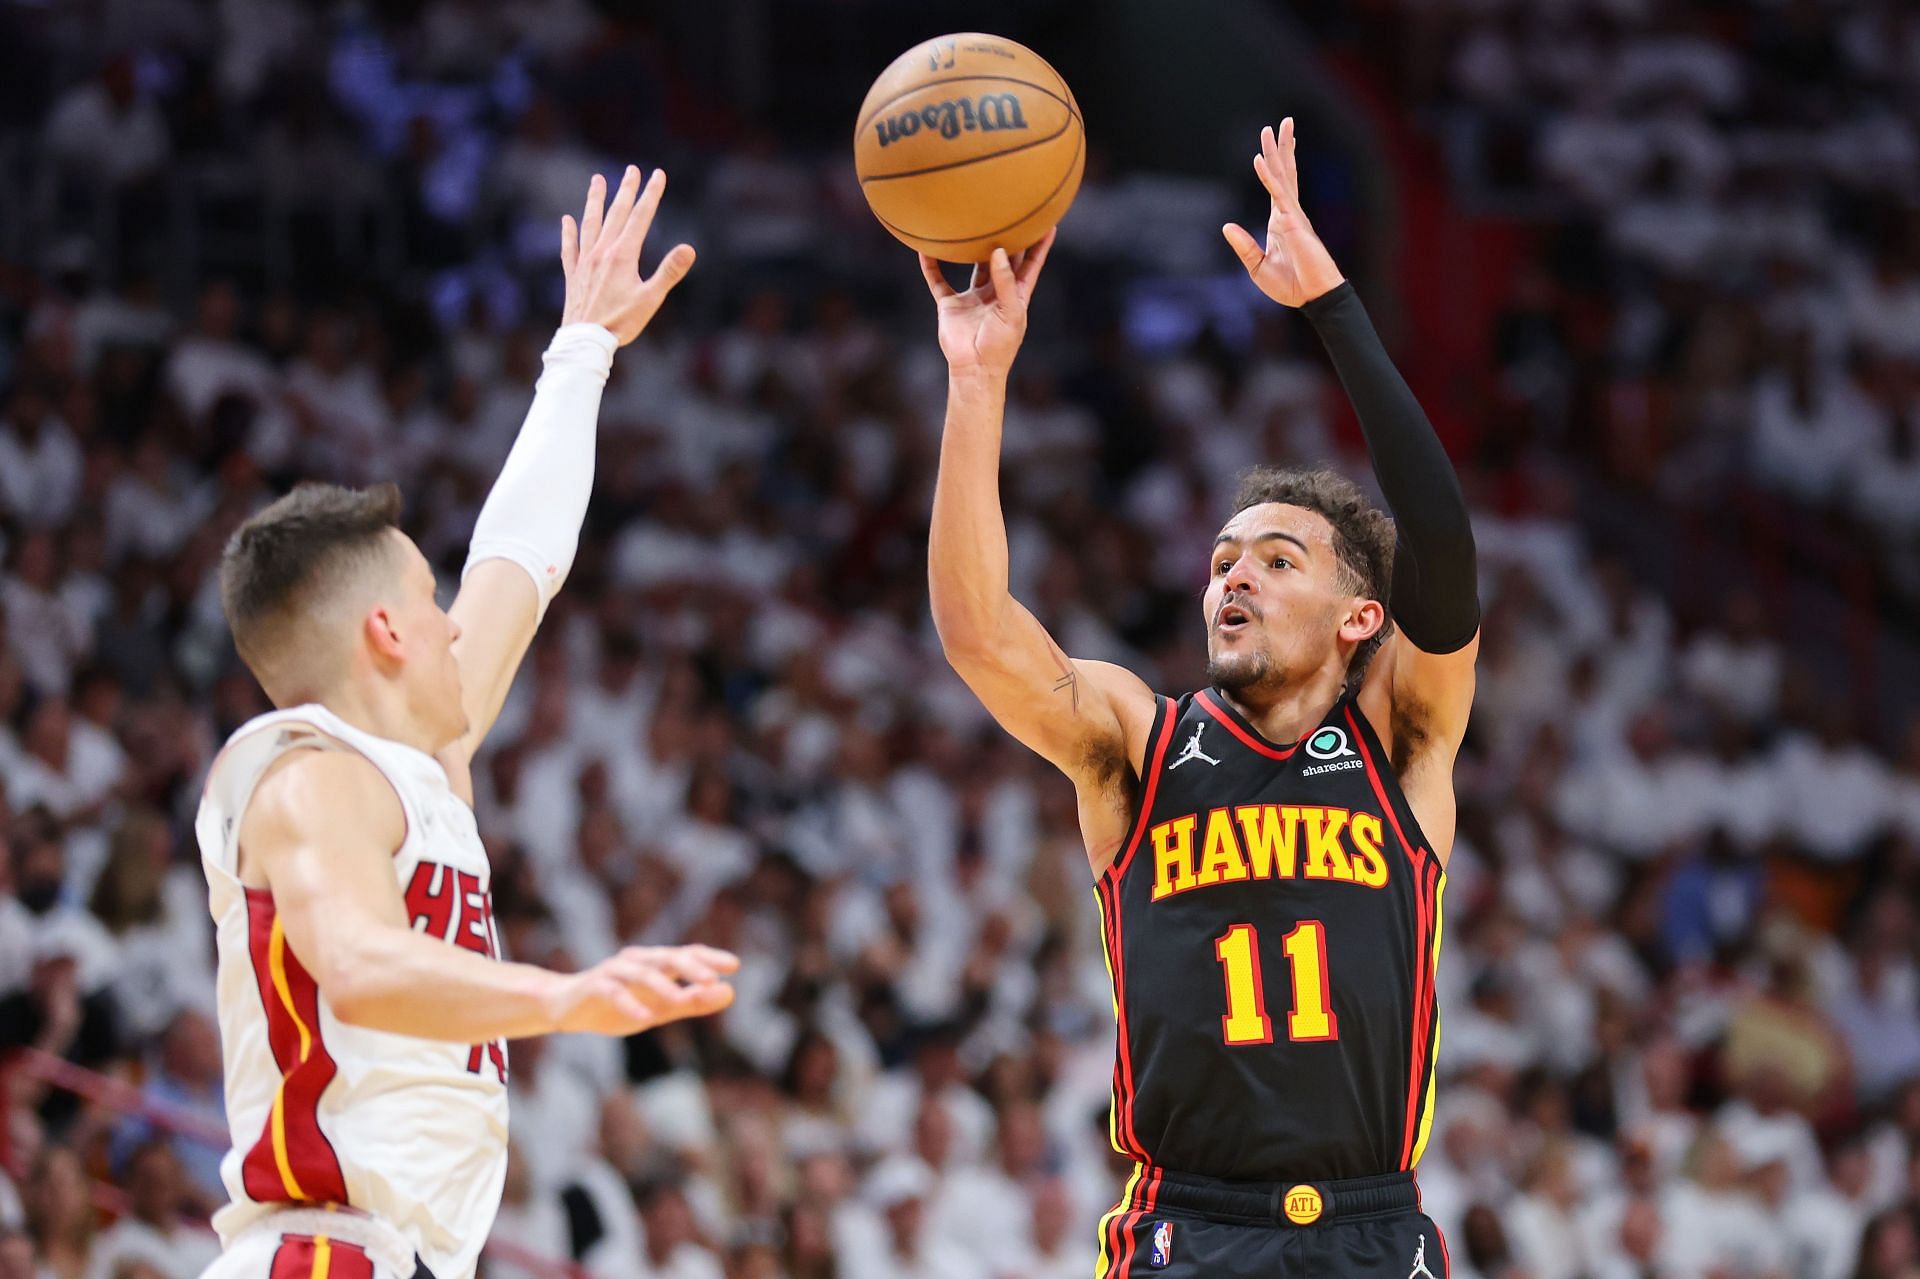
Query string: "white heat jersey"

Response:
xmin=196 ymin=704 xmax=510 ymax=1279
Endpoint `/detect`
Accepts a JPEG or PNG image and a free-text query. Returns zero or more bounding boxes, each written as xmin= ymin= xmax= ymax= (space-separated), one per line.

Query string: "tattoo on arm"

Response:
xmin=1046 ymin=643 xmax=1079 ymax=710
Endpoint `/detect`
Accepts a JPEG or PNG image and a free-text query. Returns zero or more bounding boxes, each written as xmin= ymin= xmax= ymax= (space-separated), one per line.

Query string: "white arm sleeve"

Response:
xmin=462 ymin=323 xmax=619 ymax=619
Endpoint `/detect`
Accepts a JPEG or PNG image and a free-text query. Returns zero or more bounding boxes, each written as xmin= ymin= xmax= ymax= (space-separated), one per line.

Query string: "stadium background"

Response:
xmin=3 ymin=0 xmax=1920 ymax=1276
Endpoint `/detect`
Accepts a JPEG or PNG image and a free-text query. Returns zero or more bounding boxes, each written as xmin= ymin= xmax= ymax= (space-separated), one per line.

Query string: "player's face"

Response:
xmin=391 ymin=534 xmax=469 ymax=748
xmin=1203 ymin=503 xmax=1362 ymax=697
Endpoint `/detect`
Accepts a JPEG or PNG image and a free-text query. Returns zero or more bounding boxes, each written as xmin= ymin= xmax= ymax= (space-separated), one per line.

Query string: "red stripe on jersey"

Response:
xmin=268 ymin=1236 xmax=317 ymax=1279
xmin=1399 ymin=862 xmax=1441 ymax=1170
xmin=1195 ymin=690 xmax=1299 ymax=760
xmin=267 ymin=1234 xmax=376 ymax=1279
xmin=1437 ymin=1223 xmax=1452 ymax=1277
xmin=1339 ymin=707 xmax=1443 ymax=1169
xmin=1115 ymin=1167 xmax=1162 ymax=1277
xmin=1105 ymin=1172 xmax=1134 ymax=1278
xmin=1343 ymin=705 xmax=1424 ymax=873
xmin=240 ymin=889 xmax=349 ymax=1206
xmin=1106 ymin=699 xmax=1179 ymax=884
xmin=1099 ymin=876 xmax=1149 ymax=1161
xmin=330 ymin=1240 xmax=376 ymax=1279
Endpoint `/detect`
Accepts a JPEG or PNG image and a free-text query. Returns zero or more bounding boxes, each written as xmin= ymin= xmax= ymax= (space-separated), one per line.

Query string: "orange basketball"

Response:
xmin=853 ymin=33 xmax=1085 ymax=263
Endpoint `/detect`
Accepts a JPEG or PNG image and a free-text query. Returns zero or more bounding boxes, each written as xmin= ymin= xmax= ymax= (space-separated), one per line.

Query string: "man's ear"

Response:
xmin=1339 ymin=597 xmax=1386 ymax=646
xmin=363 ymin=604 xmax=405 ymax=670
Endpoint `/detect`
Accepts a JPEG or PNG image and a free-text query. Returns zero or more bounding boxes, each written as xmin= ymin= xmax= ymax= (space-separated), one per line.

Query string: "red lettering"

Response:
xmin=403 ymin=863 xmax=455 ymax=938
xmin=456 ymin=871 xmax=491 ymax=956
xmin=466 ymin=1040 xmax=508 ymax=1083
xmin=403 ymin=862 xmax=508 ymax=1084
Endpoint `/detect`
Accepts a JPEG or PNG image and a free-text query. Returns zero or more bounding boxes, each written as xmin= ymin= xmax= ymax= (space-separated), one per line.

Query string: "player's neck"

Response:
xmin=309 ymin=678 xmax=442 ymax=757
xmin=1219 ymin=668 xmax=1346 ymax=746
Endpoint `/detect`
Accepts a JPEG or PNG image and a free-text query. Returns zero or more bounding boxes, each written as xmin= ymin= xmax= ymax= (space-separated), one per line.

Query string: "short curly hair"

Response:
xmin=1231 ymin=466 xmax=1397 ymax=687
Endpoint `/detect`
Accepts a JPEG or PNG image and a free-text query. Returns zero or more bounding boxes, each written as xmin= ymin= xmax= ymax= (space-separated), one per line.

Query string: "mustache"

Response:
xmin=1213 ymin=593 xmax=1262 ymax=628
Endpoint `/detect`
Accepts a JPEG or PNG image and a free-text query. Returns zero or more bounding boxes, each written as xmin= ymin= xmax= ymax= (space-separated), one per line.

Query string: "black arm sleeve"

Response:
xmin=1302 ymin=282 xmax=1480 ymax=654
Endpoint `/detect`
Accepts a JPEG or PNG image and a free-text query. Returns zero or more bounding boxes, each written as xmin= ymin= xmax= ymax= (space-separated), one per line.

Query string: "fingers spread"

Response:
xmin=619 ymin=167 xmax=667 ymax=256
xmin=684 ymin=945 xmax=742 ymax=974
xmin=655 ymin=948 xmax=723 ymax=985
xmin=919 ymin=253 xmax=957 ymax=300
xmin=682 ymin=982 xmax=735 ymax=1016
xmin=627 ymin=966 xmax=694 ymax=1008
xmin=1222 ymin=222 xmax=1265 ymax=272
xmin=579 ymin=173 xmax=608 ymax=255
xmin=986 ymin=247 xmax=1018 ymax=307
xmin=1254 ymin=152 xmax=1284 ymax=205
xmin=561 ymin=215 xmax=579 ymax=274
xmin=646 ymin=243 xmax=696 ymax=295
xmin=1278 ymin=117 xmax=1300 ymax=202
xmin=1016 ymin=227 xmax=1056 ymax=293
xmin=611 ymin=989 xmax=651 ymax=1027
xmin=600 ymin=165 xmax=644 ymax=248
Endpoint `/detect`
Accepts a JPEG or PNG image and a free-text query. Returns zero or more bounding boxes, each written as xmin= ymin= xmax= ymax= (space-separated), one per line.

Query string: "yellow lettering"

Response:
xmin=1234 ymin=805 xmax=1300 ymax=880
xmin=1151 ymin=816 xmax=1198 ymax=900
xmin=1196 ymin=808 xmax=1249 ymax=887
xmin=1301 ymin=808 xmax=1354 ymax=881
xmin=1350 ymin=813 xmax=1388 ymax=889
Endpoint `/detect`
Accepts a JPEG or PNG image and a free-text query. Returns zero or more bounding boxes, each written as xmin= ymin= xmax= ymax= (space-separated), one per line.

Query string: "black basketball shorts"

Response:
xmin=1098 ymin=1169 xmax=1449 ymax=1278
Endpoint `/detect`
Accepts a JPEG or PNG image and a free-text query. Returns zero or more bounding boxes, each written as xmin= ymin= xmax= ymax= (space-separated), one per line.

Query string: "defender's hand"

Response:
xmin=919 ymin=229 xmax=1056 ymax=379
xmin=550 ymin=944 xmax=739 ymax=1035
xmin=1222 ymin=120 xmax=1345 ymax=309
xmin=561 ymin=166 xmax=696 ymax=345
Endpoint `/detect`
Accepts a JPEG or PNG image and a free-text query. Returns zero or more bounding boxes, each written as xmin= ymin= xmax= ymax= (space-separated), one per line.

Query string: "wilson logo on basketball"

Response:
xmin=872 ymin=93 xmax=1029 ymax=147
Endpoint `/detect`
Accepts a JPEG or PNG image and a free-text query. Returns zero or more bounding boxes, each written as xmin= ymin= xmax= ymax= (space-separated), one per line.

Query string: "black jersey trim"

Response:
xmin=1103 ymin=696 xmax=1177 ymax=886
xmin=1194 ymin=689 xmax=1302 ymax=759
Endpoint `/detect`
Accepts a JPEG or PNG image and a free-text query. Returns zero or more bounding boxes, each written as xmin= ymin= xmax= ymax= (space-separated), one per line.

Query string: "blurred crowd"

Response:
xmin=1396 ymin=0 xmax=1920 ymax=600
xmin=1 ymin=3 xmax=1920 ymax=1279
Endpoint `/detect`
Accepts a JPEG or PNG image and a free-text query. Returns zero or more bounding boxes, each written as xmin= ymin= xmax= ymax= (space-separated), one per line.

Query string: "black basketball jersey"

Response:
xmin=1095 ymin=688 xmax=1446 ymax=1185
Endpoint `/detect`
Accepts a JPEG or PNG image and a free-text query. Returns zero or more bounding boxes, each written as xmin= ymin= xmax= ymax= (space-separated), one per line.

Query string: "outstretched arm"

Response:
xmin=241 ymin=746 xmax=736 ymax=1042
xmin=444 ymin=166 xmax=696 ymax=778
xmin=1225 ymin=122 xmax=1478 ymax=781
xmin=922 ymin=240 xmax=1157 ymax=844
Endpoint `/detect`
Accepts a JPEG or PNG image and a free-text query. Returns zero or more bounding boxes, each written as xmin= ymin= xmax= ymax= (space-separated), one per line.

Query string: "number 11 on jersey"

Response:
xmin=1214 ymin=921 xmax=1338 ymax=1046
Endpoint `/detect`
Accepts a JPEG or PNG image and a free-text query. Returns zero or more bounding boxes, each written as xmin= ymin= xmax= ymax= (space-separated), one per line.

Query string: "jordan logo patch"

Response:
xmin=1410 ymin=1235 xmax=1437 ymax=1279
xmin=1168 ymin=723 xmax=1220 ymax=770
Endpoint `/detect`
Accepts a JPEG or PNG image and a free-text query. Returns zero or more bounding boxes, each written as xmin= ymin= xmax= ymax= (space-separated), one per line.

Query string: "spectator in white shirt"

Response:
xmin=162 ymin=283 xmax=282 ymax=432
xmin=86 ymin=1142 xmax=219 ymax=1279
xmin=845 ymin=1158 xmax=968 ymax=1279
xmin=23 ymin=1146 xmax=99 ymax=1279
xmin=6 ymin=696 xmax=123 ymax=831
xmin=1780 ymin=1136 xmax=1875 ymax=1279
xmin=1681 ymin=589 xmax=1782 ymax=726
xmin=1771 ymin=708 xmax=1896 ymax=861
xmin=3 ymin=534 xmax=92 ymax=698
xmin=1506 ymin=1141 xmax=1593 ymax=1279
xmin=41 ymin=55 xmax=171 ymax=187
xmin=637 ymin=1181 xmax=727 ymax=1279
xmin=0 ymin=384 xmax=83 ymax=531
xmin=1749 ymin=336 xmax=1884 ymax=507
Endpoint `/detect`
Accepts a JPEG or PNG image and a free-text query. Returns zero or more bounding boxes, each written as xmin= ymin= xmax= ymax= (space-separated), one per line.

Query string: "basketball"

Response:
xmin=853 ymin=33 xmax=1084 ymax=262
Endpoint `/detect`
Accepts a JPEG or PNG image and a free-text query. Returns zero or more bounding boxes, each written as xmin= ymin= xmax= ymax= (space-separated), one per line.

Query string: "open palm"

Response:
xmin=919 ymin=231 xmax=1056 ymax=376
xmin=1223 ymin=119 xmax=1346 ymax=309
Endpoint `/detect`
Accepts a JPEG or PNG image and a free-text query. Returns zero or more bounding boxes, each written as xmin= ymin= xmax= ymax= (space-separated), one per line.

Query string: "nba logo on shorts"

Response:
xmin=1148 ymin=1220 xmax=1174 ymax=1267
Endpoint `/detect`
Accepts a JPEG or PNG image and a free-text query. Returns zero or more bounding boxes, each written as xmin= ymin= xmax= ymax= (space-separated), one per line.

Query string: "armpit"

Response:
xmin=1389 ymin=695 xmax=1435 ymax=779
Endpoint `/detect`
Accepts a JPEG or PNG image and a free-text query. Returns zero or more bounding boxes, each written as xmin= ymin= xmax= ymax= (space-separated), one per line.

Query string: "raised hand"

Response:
xmin=919 ymin=230 xmax=1057 ymax=379
xmin=561 ymin=166 xmax=696 ymax=345
xmin=552 ymin=943 xmax=739 ymax=1036
xmin=1222 ymin=119 xmax=1346 ymax=309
